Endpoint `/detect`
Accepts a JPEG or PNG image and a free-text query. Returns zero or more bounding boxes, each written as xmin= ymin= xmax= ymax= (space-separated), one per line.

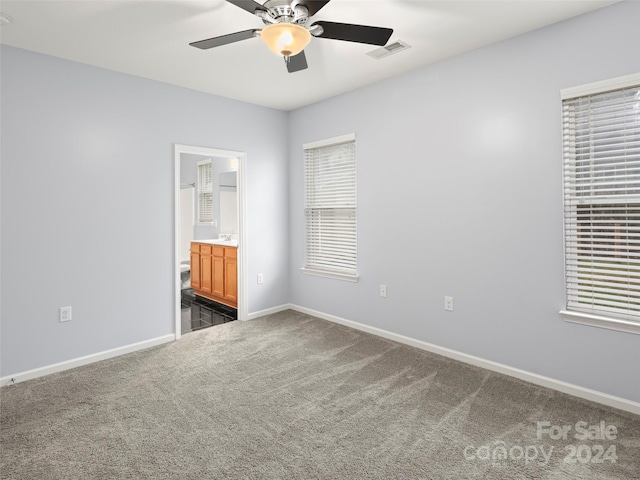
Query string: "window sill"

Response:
xmin=301 ymin=267 xmax=359 ymax=283
xmin=559 ymin=310 xmax=640 ymax=335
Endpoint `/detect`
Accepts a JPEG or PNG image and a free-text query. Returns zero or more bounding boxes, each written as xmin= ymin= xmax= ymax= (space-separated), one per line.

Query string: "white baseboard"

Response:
xmin=5 ymin=306 xmax=639 ymax=416
xmin=246 ymin=303 xmax=293 ymax=321
xmin=288 ymin=305 xmax=640 ymax=416
xmin=0 ymin=334 xmax=175 ymax=387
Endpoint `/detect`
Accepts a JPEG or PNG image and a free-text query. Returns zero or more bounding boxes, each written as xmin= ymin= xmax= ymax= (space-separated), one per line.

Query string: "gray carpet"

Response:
xmin=1 ymin=310 xmax=639 ymax=479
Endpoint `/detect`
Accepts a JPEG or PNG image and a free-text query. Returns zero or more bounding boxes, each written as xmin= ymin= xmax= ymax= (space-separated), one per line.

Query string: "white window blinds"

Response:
xmin=303 ymin=134 xmax=357 ymax=280
xmin=197 ymin=160 xmax=213 ymax=223
xmin=562 ymin=79 xmax=640 ymax=320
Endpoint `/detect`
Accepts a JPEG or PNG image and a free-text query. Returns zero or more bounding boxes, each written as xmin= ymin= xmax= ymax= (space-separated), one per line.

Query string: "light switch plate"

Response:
xmin=444 ymin=296 xmax=454 ymax=311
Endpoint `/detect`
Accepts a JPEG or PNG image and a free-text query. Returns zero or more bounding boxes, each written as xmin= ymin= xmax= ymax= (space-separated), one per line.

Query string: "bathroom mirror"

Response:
xmin=219 ymin=171 xmax=237 ymax=235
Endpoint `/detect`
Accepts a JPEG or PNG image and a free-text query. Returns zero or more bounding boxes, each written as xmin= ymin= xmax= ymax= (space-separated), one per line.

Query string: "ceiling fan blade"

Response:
xmin=225 ymin=0 xmax=268 ymax=15
xmin=190 ymin=29 xmax=259 ymax=50
xmin=298 ymin=1 xmax=332 ymax=17
xmin=286 ymin=50 xmax=308 ymax=73
xmin=312 ymin=21 xmax=393 ymax=46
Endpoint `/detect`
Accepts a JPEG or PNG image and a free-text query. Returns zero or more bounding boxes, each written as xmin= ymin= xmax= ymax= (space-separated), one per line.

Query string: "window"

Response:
xmin=303 ymin=134 xmax=357 ymax=281
xmin=561 ymin=74 xmax=640 ymax=334
xmin=197 ymin=160 xmax=213 ymax=223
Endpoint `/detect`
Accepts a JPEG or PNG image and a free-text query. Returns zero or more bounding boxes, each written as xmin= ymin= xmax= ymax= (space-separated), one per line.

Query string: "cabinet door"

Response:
xmin=190 ymin=247 xmax=201 ymax=290
xmin=200 ymin=253 xmax=212 ymax=294
xmin=224 ymin=256 xmax=237 ymax=303
xmin=212 ymin=255 xmax=225 ymax=297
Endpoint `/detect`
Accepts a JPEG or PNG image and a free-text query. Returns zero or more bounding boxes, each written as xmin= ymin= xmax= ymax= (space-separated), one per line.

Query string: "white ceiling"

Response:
xmin=0 ymin=0 xmax=619 ymax=111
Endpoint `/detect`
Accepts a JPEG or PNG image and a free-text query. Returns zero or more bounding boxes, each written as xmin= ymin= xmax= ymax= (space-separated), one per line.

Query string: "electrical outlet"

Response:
xmin=257 ymin=273 xmax=264 ymax=284
xmin=59 ymin=306 xmax=72 ymax=322
xmin=380 ymin=284 xmax=387 ymax=298
xmin=444 ymin=296 xmax=454 ymax=312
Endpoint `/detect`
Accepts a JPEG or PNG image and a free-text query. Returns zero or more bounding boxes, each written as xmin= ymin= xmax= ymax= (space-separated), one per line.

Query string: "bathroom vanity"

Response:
xmin=190 ymin=241 xmax=237 ymax=308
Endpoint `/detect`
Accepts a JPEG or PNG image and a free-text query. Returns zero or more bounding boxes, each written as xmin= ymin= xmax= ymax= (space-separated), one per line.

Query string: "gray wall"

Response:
xmin=288 ymin=1 xmax=640 ymax=402
xmin=0 ymin=46 xmax=290 ymax=375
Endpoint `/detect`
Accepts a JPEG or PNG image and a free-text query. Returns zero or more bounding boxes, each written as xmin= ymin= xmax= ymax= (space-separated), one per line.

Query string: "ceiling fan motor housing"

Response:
xmin=258 ymin=0 xmax=310 ymax=26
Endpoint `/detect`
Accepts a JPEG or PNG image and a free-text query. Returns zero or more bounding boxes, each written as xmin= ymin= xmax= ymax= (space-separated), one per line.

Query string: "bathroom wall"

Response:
xmin=179 ymin=187 xmax=194 ymax=263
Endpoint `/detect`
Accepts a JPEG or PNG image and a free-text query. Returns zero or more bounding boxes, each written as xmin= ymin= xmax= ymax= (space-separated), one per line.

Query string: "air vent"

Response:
xmin=366 ymin=40 xmax=411 ymax=60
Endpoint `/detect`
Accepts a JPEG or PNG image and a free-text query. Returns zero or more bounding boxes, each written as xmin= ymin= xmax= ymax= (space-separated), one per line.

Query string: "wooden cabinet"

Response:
xmin=190 ymin=248 xmax=201 ymax=290
xmin=190 ymin=242 xmax=238 ymax=308
xmin=224 ymin=248 xmax=237 ymax=304
xmin=211 ymin=246 xmax=225 ymax=298
xmin=200 ymin=245 xmax=213 ymax=294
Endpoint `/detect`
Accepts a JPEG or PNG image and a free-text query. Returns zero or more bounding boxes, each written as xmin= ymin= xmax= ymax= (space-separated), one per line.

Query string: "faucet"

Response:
xmin=220 ymin=234 xmax=232 ymax=241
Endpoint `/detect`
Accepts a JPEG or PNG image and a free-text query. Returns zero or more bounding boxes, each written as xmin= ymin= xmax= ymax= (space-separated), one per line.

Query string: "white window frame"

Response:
xmin=560 ymin=73 xmax=640 ymax=335
xmin=197 ymin=159 xmax=213 ymax=225
xmin=302 ymin=133 xmax=358 ymax=282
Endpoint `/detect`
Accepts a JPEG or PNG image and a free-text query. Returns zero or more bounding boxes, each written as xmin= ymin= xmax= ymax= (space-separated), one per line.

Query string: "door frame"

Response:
xmin=173 ymin=144 xmax=247 ymax=339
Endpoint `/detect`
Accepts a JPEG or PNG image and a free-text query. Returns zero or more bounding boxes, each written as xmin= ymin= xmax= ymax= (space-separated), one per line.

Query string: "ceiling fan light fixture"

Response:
xmin=260 ymin=23 xmax=310 ymax=57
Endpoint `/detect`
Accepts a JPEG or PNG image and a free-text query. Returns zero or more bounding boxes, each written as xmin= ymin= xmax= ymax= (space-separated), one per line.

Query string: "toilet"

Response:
xmin=180 ymin=261 xmax=191 ymax=290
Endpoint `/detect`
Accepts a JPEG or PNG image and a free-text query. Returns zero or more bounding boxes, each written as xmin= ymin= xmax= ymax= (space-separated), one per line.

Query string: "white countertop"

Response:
xmin=193 ymin=239 xmax=238 ymax=247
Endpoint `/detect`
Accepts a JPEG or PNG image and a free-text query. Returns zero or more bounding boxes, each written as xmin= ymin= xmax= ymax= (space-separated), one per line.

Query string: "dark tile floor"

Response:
xmin=181 ymin=289 xmax=237 ymax=334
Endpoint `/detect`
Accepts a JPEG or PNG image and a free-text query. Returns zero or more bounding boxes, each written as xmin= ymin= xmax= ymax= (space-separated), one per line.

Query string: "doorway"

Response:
xmin=173 ymin=144 xmax=247 ymax=340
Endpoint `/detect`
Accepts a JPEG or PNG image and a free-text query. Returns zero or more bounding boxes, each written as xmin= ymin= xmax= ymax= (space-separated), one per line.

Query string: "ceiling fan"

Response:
xmin=190 ymin=0 xmax=394 ymax=73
